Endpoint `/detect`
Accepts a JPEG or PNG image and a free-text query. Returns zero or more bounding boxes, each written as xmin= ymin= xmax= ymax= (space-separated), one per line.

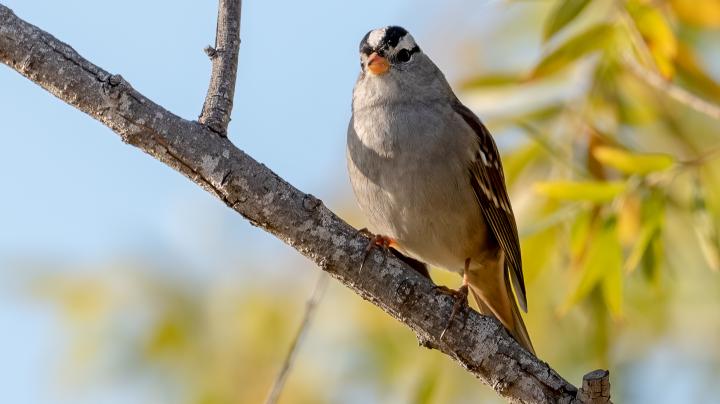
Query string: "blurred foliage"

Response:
xmin=464 ymin=0 xmax=720 ymax=326
xmin=23 ymin=0 xmax=720 ymax=403
xmin=456 ymin=0 xmax=720 ymax=398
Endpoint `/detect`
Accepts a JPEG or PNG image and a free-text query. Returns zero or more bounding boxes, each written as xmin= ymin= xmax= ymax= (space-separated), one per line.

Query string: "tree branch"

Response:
xmin=199 ymin=0 xmax=242 ymax=136
xmin=0 ymin=4 xmax=607 ymax=403
xmin=623 ymin=53 xmax=720 ymax=121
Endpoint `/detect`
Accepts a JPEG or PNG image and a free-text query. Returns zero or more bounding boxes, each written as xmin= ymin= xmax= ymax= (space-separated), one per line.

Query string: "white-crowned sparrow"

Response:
xmin=347 ymin=26 xmax=534 ymax=354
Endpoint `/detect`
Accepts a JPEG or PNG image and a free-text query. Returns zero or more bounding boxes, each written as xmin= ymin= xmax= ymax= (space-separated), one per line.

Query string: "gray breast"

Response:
xmin=347 ymin=101 xmax=489 ymax=272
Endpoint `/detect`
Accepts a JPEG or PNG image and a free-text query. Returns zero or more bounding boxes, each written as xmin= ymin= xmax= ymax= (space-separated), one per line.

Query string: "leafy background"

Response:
xmin=1 ymin=0 xmax=719 ymax=403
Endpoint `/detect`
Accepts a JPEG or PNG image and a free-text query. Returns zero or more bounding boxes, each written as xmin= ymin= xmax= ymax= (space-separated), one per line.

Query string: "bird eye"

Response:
xmin=396 ymin=49 xmax=411 ymax=63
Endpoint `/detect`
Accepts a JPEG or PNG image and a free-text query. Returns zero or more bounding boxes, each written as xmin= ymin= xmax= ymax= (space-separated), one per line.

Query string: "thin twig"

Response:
xmin=622 ymin=54 xmax=720 ymax=121
xmin=681 ymin=145 xmax=720 ymax=167
xmin=614 ymin=0 xmax=720 ymax=121
xmin=199 ymin=0 xmax=242 ymax=136
xmin=264 ymin=273 xmax=328 ymax=404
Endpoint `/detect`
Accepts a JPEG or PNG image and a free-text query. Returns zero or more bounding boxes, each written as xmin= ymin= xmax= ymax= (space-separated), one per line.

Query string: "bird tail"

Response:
xmin=466 ymin=252 xmax=535 ymax=355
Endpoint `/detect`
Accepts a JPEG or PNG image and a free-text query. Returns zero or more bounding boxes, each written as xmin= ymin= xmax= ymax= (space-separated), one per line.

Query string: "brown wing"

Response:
xmin=452 ymin=100 xmax=527 ymax=312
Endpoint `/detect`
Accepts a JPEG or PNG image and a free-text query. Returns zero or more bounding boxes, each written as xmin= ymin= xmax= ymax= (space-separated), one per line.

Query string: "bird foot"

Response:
xmin=357 ymin=228 xmax=395 ymax=273
xmin=439 ymin=284 xmax=469 ymax=340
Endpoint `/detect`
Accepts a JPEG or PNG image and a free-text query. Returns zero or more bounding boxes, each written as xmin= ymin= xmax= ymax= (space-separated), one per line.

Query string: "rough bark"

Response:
xmin=576 ymin=370 xmax=612 ymax=404
xmin=0 ymin=4 xmax=610 ymax=403
xmin=199 ymin=0 xmax=242 ymax=135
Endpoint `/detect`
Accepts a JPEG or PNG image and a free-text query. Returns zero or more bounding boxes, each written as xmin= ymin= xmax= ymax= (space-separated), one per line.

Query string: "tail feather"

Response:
xmin=503 ymin=269 xmax=535 ymax=354
xmin=467 ymin=252 xmax=535 ymax=355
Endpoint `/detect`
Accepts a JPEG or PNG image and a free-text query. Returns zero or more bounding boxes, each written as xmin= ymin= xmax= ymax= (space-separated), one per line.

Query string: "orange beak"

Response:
xmin=367 ymin=52 xmax=390 ymax=75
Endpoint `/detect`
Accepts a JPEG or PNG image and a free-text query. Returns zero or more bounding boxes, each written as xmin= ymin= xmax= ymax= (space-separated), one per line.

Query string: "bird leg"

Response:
xmin=357 ymin=228 xmax=396 ymax=273
xmin=439 ymin=259 xmax=471 ymax=340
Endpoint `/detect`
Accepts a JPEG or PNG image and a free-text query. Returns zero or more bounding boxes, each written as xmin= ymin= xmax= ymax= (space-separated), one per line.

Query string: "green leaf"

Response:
xmin=531 ymin=23 xmax=615 ymax=79
xmin=460 ymin=72 xmax=524 ymax=89
xmin=593 ymin=146 xmax=675 ymax=175
xmin=625 ymin=190 xmax=665 ymax=272
xmin=543 ymin=0 xmax=593 ymax=41
xmin=561 ymin=217 xmax=623 ymax=316
xmin=625 ymin=223 xmax=657 ymax=272
xmin=642 ymin=229 xmax=665 ymax=285
xmin=535 ymin=180 xmax=626 ymax=202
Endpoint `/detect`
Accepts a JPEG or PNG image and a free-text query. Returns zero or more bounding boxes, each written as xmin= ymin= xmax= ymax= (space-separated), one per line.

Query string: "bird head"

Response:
xmin=358 ymin=26 xmax=421 ymax=76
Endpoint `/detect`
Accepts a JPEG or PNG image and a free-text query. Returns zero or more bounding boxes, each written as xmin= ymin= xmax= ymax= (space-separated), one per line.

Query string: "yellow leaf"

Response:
xmin=543 ymin=0 xmax=594 ymax=41
xmin=531 ymin=24 xmax=616 ymax=79
xmin=670 ymin=0 xmax=720 ymax=28
xmin=617 ymin=196 xmax=641 ymax=244
xmin=602 ymin=248 xmax=624 ymax=319
xmin=627 ymin=0 xmax=678 ymax=78
xmin=593 ymin=146 xmax=674 ymax=175
xmin=570 ymin=210 xmax=594 ymax=259
xmin=534 ymin=180 xmax=626 ymax=202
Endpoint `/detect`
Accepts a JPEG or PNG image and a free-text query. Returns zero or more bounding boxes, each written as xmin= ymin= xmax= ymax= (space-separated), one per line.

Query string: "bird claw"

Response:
xmin=357 ymin=229 xmax=394 ymax=274
xmin=439 ymin=284 xmax=469 ymax=340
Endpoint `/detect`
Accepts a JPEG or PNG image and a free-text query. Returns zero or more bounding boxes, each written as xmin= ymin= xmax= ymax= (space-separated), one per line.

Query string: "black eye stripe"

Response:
xmin=393 ymin=45 xmax=420 ymax=62
xmin=360 ymin=44 xmax=373 ymax=56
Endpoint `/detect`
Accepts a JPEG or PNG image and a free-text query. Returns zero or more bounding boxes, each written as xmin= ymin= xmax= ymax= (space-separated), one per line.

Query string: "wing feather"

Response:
xmin=453 ymin=100 xmax=527 ymax=312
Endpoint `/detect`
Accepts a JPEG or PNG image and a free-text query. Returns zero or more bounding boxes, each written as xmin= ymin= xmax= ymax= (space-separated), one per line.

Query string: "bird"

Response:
xmin=346 ymin=26 xmax=534 ymax=354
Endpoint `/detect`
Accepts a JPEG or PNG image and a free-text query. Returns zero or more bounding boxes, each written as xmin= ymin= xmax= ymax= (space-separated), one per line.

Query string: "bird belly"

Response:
xmin=347 ymin=106 xmax=489 ymax=273
xmin=378 ymin=165 xmax=488 ymax=274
